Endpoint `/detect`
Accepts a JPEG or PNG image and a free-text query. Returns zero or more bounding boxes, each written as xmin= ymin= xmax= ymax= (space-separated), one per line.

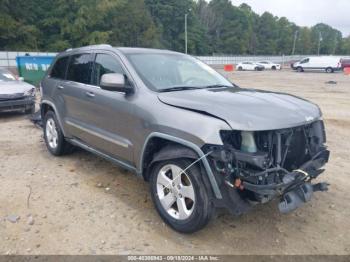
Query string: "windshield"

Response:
xmin=0 ymin=70 xmax=16 ymax=82
xmin=126 ymin=53 xmax=233 ymax=92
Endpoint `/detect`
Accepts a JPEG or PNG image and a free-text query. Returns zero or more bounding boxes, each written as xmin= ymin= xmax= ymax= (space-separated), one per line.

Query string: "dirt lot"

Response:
xmin=1 ymin=70 xmax=349 ymax=255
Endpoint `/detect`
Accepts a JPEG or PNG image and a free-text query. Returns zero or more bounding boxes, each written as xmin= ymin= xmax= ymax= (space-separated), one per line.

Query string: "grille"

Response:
xmin=0 ymin=93 xmax=25 ymax=101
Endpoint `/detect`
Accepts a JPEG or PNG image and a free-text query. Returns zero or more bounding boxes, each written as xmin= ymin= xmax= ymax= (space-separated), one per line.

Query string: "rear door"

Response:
xmin=43 ymin=56 xmax=70 ymax=124
xmin=60 ymin=52 xmax=95 ymax=138
xmin=68 ymin=51 xmax=135 ymax=164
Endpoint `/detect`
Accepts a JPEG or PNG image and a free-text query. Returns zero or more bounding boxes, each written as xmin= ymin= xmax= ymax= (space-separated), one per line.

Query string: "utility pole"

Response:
xmin=317 ymin=32 xmax=322 ymax=56
xmin=185 ymin=8 xmax=191 ymax=54
xmin=185 ymin=13 xmax=188 ymax=54
xmin=292 ymin=31 xmax=298 ymax=55
xmin=333 ymin=37 xmax=338 ymax=55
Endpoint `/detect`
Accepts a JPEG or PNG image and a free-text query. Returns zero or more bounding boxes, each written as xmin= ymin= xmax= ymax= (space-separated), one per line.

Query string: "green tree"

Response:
xmin=0 ymin=0 xmax=349 ymax=55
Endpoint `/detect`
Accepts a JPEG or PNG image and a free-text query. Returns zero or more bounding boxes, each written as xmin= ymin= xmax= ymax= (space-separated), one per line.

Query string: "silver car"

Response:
xmin=40 ymin=45 xmax=330 ymax=233
xmin=0 ymin=68 xmax=36 ymax=114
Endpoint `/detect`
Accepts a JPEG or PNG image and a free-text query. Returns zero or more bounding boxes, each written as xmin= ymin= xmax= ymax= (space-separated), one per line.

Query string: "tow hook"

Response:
xmin=278 ymin=182 xmax=329 ymax=214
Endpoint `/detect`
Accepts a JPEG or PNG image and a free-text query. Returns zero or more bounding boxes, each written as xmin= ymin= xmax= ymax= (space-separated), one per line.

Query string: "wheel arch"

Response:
xmin=41 ymin=100 xmax=66 ymax=136
xmin=139 ymin=132 xmax=222 ymax=199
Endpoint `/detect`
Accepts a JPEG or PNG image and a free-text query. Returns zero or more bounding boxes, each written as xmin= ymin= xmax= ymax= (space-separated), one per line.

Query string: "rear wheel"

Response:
xmin=326 ymin=67 xmax=334 ymax=73
xmin=238 ymin=66 xmax=243 ymax=71
xmin=44 ymin=111 xmax=74 ymax=156
xmin=150 ymin=159 xmax=213 ymax=233
xmin=272 ymin=66 xmax=277 ymax=70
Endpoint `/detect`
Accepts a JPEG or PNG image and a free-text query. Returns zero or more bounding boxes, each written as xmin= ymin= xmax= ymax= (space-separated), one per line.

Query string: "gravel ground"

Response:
xmin=0 ymin=70 xmax=349 ymax=255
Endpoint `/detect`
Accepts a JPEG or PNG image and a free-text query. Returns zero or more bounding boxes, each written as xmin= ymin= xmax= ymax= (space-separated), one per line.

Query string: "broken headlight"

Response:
xmin=24 ymin=88 xmax=36 ymax=97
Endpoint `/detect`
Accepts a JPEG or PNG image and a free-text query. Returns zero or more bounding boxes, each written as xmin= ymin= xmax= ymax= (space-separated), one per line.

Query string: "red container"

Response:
xmin=224 ymin=64 xmax=234 ymax=72
xmin=344 ymin=67 xmax=350 ymax=75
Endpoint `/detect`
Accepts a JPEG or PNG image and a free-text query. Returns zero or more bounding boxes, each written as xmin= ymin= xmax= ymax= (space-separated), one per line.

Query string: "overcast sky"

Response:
xmin=231 ymin=0 xmax=350 ymax=37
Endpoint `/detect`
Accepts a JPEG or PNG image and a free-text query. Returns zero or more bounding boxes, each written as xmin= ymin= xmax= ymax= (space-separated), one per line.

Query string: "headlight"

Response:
xmin=24 ymin=88 xmax=36 ymax=97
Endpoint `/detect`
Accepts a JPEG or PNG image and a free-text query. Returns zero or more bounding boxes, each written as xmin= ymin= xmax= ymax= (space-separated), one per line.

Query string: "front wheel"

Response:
xmin=150 ymin=159 xmax=213 ymax=233
xmin=297 ymin=66 xmax=304 ymax=72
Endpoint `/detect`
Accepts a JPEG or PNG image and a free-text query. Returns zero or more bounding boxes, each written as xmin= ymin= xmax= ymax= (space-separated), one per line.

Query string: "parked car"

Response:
xmin=236 ymin=62 xmax=264 ymax=71
xmin=340 ymin=58 xmax=350 ymax=69
xmin=292 ymin=56 xmax=342 ymax=73
xmin=40 ymin=45 xmax=330 ymax=233
xmin=257 ymin=61 xmax=281 ymax=70
xmin=0 ymin=68 xmax=36 ymax=114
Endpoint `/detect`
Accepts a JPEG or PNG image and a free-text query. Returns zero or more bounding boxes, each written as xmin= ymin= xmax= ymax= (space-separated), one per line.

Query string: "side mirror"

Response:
xmin=100 ymin=73 xmax=133 ymax=93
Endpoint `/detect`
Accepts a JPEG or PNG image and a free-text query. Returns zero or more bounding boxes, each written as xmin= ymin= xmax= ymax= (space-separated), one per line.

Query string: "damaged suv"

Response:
xmin=41 ymin=45 xmax=330 ymax=233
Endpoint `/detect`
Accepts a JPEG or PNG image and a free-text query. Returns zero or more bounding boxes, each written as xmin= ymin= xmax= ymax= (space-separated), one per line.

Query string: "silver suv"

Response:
xmin=41 ymin=45 xmax=330 ymax=233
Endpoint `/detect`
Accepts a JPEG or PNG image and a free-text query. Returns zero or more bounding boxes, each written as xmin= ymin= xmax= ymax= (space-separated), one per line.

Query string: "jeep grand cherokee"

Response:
xmin=40 ymin=45 xmax=329 ymax=233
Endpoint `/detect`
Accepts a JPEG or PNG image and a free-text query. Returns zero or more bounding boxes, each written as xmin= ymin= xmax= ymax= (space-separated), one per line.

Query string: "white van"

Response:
xmin=292 ymin=56 xmax=341 ymax=73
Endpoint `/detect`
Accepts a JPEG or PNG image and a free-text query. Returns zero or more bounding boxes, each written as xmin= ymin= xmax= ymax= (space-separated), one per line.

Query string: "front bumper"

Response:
xmin=243 ymin=149 xmax=330 ymax=213
xmin=205 ymin=145 xmax=330 ymax=215
xmin=0 ymin=97 xmax=35 ymax=112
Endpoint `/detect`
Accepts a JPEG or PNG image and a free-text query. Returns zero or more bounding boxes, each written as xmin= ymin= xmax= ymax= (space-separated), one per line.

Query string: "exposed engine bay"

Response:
xmin=205 ymin=120 xmax=330 ymax=214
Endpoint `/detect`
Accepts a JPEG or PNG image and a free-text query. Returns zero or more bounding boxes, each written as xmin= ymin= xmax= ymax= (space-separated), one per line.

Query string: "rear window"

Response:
xmin=50 ymin=56 xmax=69 ymax=79
xmin=67 ymin=53 xmax=93 ymax=84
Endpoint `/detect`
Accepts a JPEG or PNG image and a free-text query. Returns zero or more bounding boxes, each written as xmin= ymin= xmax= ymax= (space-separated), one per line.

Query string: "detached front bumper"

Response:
xmin=242 ymin=149 xmax=330 ymax=213
xmin=0 ymin=97 xmax=35 ymax=112
xmin=204 ymin=146 xmax=330 ymax=215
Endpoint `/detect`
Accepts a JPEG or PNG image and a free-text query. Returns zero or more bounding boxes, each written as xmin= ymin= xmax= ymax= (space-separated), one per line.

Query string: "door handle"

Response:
xmin=57 ymin=85 xmax=64 ymax=90
xmin=86 ymin=91 xmax=95 ymax=98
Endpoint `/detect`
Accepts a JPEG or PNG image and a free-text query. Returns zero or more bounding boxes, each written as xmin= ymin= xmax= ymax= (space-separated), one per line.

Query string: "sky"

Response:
xmin=231 ymin=0 xmax=350 ymax=37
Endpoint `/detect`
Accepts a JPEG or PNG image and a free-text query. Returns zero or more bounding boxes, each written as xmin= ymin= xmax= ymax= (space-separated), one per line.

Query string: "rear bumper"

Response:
xmin=0 ymin=97 xmax=35 ymax=112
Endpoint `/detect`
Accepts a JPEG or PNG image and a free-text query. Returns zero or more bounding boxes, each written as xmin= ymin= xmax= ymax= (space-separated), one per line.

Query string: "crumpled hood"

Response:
xmin=158 ymin=88 xmax=321 ymax=131
xmin=0 ymin=81 xmax=35 ymax=99
xmin=0 ymin=81 xmax=34 ymax=94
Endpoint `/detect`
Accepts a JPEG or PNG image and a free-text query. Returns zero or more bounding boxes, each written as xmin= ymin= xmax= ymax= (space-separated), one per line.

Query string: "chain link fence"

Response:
xmin=1 ymin=51 xmax=348 ymax=70
xmin=0 ymin=51 xmax=57 ymax=68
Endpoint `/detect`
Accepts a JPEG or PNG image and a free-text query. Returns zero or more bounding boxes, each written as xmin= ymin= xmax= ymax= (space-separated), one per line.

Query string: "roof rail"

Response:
xmin=65 ymin=44 xmax=112 ymax=53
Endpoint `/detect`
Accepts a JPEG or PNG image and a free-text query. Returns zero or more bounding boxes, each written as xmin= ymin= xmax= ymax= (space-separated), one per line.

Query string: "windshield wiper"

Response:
xmin=158 ymin=86 xmax=202 ymax=93
xmin=203 ymin=84 xmax=233 ymax=89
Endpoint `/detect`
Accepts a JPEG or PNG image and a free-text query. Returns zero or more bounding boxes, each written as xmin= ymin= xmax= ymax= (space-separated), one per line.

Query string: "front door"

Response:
xmin=68 ymin=52 xmax=135 ymax=164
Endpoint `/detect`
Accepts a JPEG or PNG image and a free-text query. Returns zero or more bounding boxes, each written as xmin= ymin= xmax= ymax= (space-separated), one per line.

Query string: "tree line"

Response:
xmin=1 ymin=0 xmax=349 ymax=55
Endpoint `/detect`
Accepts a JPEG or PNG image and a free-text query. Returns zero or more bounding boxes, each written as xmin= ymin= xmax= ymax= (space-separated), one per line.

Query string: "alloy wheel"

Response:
xmin=156 ymin=164 xmax=195 ymax=220
xmin=46 ymin=118 xmax=58 ymax=149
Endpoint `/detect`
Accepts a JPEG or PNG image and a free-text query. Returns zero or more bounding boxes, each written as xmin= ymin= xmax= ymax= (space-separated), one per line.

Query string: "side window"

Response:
xmin=66 ymin=53 xmax=93 ymax=84
xmin=50 ymin=56 xmax=69 ymax=79
xmin=92 ymin=54 xmax=124 ymax=86
xmin=300 ymin=58 xmax=310 ymax=64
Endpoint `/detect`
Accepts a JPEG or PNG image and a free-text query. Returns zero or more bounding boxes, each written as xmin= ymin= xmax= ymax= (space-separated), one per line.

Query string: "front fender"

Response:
xmin=150 ymin=144 xmax=198 ymax=166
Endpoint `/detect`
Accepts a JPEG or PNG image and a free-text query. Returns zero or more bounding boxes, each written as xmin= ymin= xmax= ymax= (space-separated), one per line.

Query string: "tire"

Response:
xmin=254 ymin=67 xmax=258 ymax=71
xmin=43 ymin=111 xmax=74 ymax=156
xmin=25 ymin=105 xmax=35 ymax=114
xmin=238 ymin=66 xmax=243 ymax=71
xmin=326 ymin=67 xmax=334 ymax=73
xmin=150 ymin=159 xmax=214 ymax=233
xmin=271 ymin=66 xmax=276 ymax=70
xmin=297 ymin=67 xmax=304 ymax=72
